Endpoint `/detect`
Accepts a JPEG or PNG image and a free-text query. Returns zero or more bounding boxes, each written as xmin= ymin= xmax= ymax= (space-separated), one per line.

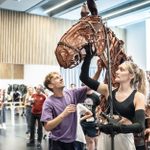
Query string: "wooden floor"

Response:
xmin=0 ymin=109 xmax=48 ymax=150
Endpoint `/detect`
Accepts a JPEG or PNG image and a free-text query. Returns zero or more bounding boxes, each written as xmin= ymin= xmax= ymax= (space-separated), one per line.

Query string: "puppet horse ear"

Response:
xmin=87 ymin=0 xmax=98 ymax=16
xmin=80 ymin=3 xmax=89 ymax=18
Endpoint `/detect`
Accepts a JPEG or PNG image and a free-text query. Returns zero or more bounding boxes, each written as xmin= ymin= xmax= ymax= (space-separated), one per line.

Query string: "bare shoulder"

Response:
xmin=134 ymin=91 xmax=145 ymax=110
xmin=135 ymin=91 xmax=145 ymax=100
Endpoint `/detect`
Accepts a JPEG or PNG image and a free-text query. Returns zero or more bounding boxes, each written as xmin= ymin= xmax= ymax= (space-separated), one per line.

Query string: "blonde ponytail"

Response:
xmin=137 ymin=68 xmax=147 ymax=96
xmin=124 ymin=61 xmax=147 ymax=96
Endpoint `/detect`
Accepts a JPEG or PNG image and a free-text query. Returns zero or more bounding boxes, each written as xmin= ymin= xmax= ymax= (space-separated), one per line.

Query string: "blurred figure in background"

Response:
xmin=24 ymin=86 xmax=34 ymax=135
xmin=13 ymin=87 xmax=21 ymax=116
xmin=27 ymin=85 xmax=46 ymax=148
xmin=70 ymin=83 xmax=77 ymax=89
xmin=75 ymin=103 xmax=93 ymax=150
xmin=81 ymin=89 xmax=100 ymax=150
xmin=0 ymin=89 xmax=7 ymax=129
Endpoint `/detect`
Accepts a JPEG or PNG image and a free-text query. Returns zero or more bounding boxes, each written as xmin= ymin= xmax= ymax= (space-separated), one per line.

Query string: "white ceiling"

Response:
xmin=0 ymin=0 xmax=43 ymax=11
xmin=0 ymin=0 xmax=150 ymax=28
xmin=107 ymin=8 xmax=150 ymax=27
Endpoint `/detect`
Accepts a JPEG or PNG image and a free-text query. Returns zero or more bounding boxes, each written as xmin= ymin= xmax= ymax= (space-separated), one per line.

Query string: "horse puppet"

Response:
xmin=55 ymin=0 xmax=129 ymax=89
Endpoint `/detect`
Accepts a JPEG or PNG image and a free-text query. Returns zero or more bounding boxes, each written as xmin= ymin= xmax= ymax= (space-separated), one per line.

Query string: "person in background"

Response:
xmin=13 ymin=88 xmax=21 ymax=116
xmin=1 ymin=89 xmax=7 ymax=129
xmin=75 ymin=103 xmax=93 ymax=150
xmin=81 ymin=89 xmax=100 ymax=150
xmin=144 ymin=118 xmax=150 ymax=149
xmin=0 ymin=89 xmax=3 ymax=129
xmin=27 ymin=85 xmax=46 ymax=148
xmin=24 ymin=86 xmax=34 ymax=135
xmin=0 ymin=89 xmax=7 ymax=129
xmin=41 ymin=72 xmax=88 ymax=150
xmin=42 ymin=88 xmax=52 ymax=140
xmin=80 ymin=44 xmax=146 ymax=150
xmin=70 ymin=83 xmax=77 ymax=89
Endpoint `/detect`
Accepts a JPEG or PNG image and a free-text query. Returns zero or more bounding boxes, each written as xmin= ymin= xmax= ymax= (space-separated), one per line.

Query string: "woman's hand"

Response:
xmin=145 ymin=128 xmax=150 ymax=135
xmin=118 ymin=117 xmax=132 ymax=125
xmin=83 ymin=43 xmax=96 ymax=58
xmin=80 ymin=111 xmax=93 ymax=121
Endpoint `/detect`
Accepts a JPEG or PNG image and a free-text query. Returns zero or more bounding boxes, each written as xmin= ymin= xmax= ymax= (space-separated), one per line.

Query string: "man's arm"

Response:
xmin=44 ymin=104 xmax=76 ymax=131
xmin=44 ymin=114 xmax=65 ymax=131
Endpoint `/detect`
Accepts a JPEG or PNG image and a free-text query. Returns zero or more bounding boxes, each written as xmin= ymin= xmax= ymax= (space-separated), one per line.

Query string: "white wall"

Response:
xmin=0 ymin=22 xmax=148 ymax=90
xmin=146 ymin=18 xmax=150 ymax=70
xmin=0 ymin=65 xmax=60 ymax=89
xmin=0 ymin=79 xmax=24 ymax=89
xmin=126 ymin=21 xmax=146 ymax=69
xmin=24 ymin=64 xmax=60 ymax=86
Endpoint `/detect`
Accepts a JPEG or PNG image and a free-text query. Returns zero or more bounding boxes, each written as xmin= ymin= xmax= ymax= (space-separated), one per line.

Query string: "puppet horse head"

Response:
xmin=55 ymin=0 xmax=106 ymax=68
xmin=55 ymin=0 xmax=128 ymax=70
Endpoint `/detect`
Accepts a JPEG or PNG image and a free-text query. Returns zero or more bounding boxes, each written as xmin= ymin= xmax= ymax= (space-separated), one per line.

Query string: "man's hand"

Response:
xmin=60 ymin=104 xmax=76 ymax=118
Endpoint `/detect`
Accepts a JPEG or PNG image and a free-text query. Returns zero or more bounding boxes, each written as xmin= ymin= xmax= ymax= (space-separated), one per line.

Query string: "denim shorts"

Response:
xmin=81 ymin=121 xmax=98 ymax=137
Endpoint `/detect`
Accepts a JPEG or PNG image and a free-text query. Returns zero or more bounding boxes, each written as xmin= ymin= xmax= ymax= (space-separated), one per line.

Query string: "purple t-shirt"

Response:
xmin=41 ymin=87 xmax=87 ymax=143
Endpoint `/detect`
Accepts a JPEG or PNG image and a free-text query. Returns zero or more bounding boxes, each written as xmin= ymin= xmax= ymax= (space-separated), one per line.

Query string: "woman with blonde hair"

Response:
xmin=80 ymin=44 xmax=146 ymax=150
xmin=25 ymin=86 xmax=34 ymax=134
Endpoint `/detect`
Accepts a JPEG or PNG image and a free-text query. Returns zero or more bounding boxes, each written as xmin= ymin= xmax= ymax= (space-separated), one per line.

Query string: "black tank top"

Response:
xmin=112 ymin=89 xmax=137 ymax=122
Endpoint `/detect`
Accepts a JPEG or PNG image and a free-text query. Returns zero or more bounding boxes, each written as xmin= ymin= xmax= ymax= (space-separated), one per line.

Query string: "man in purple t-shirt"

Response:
xmin=41 ymin=72 xmax=87 ymax=150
